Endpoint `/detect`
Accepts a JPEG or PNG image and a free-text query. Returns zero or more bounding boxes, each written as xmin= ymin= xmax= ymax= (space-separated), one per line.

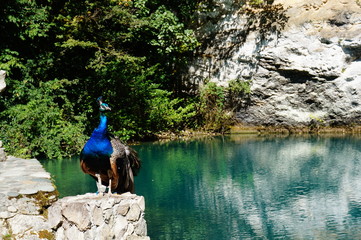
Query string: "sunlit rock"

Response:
xmin=187 ymin=0 xmax=361 ymax=127
xmin=0 ymin=70 xmax=5 ymax=93
xmin=48 ymin=193 xmax=149 ymax=240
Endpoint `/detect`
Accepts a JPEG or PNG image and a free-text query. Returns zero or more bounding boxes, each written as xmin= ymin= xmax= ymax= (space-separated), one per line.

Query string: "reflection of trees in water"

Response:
xmin=192 ymin=136 xmax=361 ymax=239
xmin=134 ymin=136 xmax=361 ymax=239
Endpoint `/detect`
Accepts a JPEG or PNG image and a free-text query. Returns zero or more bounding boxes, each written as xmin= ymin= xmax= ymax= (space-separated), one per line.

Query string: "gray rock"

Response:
xmin=99 ymin=223 xmax=112 ymax=239
xmin=47 ymin=202 xmax=62 ymax=229
xmin=0 ymin=219 xmax=8 ymax=235
xmin=49 ymin=193 xmax=149 ymax=239
xmin=0 ymin=156 xmax=58 ymax=239
xmin=134 ymin=217 xmax=148 ymax=236
xmin=19 ymin=188 xmax=38 ymax=195
xmin=91 ymin=206 xmax=103 ymax=226
xmin=0 ymin=148 xmax=6 ymax=162
xmin=126 ymin=204 xmax=141 ymax=222
xmin=7 ymin=206 xmax=17 ymax=213
xmin=136 ymin=196 xmax=145 ymax=212
xmin=62 ymin=202 xmax=91 ymax=231
xmin=38 ymin=184 xmax=55 ymax=192
xmin=186 ymin=0 xmax=361 ymax=127
xmin=65 ymin=225 xmax=85 ymax=240
xmin=126 ymin=236 xmax=151 ymax=240
xmin=113 ymin=215 xmax=128 ymax=236
xmin=117 ymin=202 xmax=130 ymax=216
xmin=0 ymin=70 xmax=6 ymax=93
xmin=7 ymin=192 xmax=19 ymax=198
xmin=8 ymin=214 xmax=50 ymax=235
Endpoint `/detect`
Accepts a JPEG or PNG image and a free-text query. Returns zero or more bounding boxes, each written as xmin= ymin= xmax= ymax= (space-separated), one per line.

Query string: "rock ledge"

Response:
xmin=48 ymin=193 xmax=149 ymax=240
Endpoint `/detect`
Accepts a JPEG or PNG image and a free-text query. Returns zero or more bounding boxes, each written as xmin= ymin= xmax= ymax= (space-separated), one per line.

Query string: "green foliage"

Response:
xmin=248 ymin=0 xmax=265 ymax=6
xmin=228 ymin=79 xmax=251 ymax=95
xmin=0 ymin=0 xmax=200 ymax=158
xmin=198 ymin=80 xmax=251 ymax=133
xmin=226 ymin=79 xmax=251 ymax=110
xmin=247 ymin=0 xmax=275 ymax=6
xmin=112 ymin=83 xmax=196 ymax=141
xmin=1 ymin=233 xmax=13 ymax=240
xmin=147 ymin=87 xmax=196 ymax=131
xmin=148 ymin=6 xmax=200 ymax=54
xmin=0 ymin=79 xmax=87 ymax=159
xmin=199 ymin=82 xmax=233 ymax=133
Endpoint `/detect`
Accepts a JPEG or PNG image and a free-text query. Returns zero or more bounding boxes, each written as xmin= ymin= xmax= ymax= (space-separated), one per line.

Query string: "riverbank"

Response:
xmin=152 ymin=124 xmax=361 ymax=142
xmin=230 ymin=124 xmax=361 ymax=135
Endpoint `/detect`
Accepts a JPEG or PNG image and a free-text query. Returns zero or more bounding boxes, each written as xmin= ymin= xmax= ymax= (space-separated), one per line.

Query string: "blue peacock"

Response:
xmin=80 ymin=97 xmax=141 ymax=194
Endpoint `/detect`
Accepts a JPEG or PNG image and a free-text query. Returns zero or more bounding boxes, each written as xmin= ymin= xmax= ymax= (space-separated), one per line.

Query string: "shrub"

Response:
xmin=198 ymin=79 xmax=251 ymax=133
xmin=0 ymin=79 xmax=87 ymax=159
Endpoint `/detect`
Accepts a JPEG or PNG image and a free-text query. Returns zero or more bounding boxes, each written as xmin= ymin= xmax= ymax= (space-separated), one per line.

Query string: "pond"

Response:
xmin=41 ymin=135 xmax=361 ymax=239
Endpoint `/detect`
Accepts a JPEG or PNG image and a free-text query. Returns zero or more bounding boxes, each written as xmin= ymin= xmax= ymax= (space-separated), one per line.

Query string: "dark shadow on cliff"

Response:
xmin=196 ymin=2 xmax=289 ymax=60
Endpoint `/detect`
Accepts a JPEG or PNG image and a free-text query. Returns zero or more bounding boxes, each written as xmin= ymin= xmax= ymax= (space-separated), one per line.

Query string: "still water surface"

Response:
xmin=41 ymin=135 xmax=361 ymax=239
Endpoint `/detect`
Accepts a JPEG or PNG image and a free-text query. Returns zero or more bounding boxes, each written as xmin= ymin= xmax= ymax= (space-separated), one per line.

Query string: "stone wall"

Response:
xmin=186 ymin=0 xmax=361 ymax=127
xmin=48 ymin=193 xmax=149 ymax=240
xmin=0 ymin=156 xmax=150 ymax=240
xmin=0 ymin=156 xmax=58 ymax=240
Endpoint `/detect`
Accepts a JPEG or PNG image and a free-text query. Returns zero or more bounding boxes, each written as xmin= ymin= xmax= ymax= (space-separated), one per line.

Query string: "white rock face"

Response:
xmin=0 ymin=70 xmax=6 ymax=93
xmin=187 ymin=0 xmax=361 ymax=126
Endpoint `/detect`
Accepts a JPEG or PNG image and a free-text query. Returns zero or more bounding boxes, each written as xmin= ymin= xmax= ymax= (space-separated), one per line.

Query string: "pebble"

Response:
xmin=8 ymin=206 xmax=17 ymax=213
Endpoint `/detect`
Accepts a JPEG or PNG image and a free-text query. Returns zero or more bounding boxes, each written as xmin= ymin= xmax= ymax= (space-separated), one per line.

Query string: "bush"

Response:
xmin=0 ymin=79 xmax=87 ymax=159
xmin=198 ymin=80 xmax=251 ymax=133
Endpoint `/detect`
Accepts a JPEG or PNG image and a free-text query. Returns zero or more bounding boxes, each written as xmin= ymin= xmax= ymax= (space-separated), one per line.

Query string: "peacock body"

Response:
xmin=80 ymin=97 xmax=140 ymax=194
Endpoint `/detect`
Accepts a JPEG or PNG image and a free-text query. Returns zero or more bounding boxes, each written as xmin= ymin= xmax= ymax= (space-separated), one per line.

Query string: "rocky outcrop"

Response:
xmin=0 ymin=70 xmax=6 ymax=93
xmin=0 ymin=156 xmax=58 ymax=240
xmin=187 ymin=0 xmax=361 ymax=128
xmin=48 ymin=193 xmax=149 ymax=240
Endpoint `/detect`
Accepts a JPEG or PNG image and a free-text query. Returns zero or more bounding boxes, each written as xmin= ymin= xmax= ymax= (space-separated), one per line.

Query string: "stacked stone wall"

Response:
xmin=48 ymin=193 xmax=149 ymax=240
xmin=0 ymin=156 xmax=149 ymax=240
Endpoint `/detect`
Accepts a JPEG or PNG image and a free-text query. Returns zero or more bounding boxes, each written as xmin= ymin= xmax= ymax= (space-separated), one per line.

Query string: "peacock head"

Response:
xmin=97 ymin=96 xmax=111 ymax=112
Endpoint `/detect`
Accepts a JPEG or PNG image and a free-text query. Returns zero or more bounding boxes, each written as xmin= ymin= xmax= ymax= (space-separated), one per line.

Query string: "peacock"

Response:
xmin=80 ymin=97 xmax=141 ymax=194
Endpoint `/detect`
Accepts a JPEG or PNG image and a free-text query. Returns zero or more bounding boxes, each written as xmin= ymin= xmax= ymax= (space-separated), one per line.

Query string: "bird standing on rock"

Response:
xmin=80 ymin=97 xmax=141 ymax=195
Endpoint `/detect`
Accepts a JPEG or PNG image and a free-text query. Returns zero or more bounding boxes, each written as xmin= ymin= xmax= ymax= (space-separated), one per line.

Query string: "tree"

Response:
xmin=0 ymin=0 xmax=199 ymax=158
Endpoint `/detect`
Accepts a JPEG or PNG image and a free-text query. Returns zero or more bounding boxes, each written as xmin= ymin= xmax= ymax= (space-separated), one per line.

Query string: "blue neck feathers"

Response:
xmin=93 ymin=113 xmax=108 ymax=135
xmin=82 ymin=112 xmax=113 ymax=157
xmin=91 ymin=113 xmax=108 ymax=138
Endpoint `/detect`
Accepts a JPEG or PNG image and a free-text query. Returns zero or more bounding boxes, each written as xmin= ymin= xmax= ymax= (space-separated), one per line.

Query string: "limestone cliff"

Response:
xmin=187 ymin=0 xmax=361 ymax=128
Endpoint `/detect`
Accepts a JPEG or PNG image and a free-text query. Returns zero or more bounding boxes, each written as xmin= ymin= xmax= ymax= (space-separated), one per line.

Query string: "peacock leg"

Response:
xmin=108 ymin=179 xmax=112 ymax=195
xmin=107 ymin=169 xmax=114 ymax=195
xmin=95 ymin=173 xmax=105 ymax=194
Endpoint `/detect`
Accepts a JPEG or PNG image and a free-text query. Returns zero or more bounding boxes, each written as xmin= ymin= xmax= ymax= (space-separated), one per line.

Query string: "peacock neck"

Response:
xmin=92 ymin=113 xmax=108 ymax=138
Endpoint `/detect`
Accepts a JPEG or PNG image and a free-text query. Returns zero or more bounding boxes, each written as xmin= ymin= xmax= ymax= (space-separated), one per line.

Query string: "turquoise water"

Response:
xmin=41 ymin=135 xmax=361 ymax=239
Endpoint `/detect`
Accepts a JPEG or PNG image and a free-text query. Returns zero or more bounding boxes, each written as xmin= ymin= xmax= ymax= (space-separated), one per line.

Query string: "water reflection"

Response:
xmin=42 ymin=135 xmax=361 ymax=239
xmin=134 ymin=135 xmax=361 ymax=239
